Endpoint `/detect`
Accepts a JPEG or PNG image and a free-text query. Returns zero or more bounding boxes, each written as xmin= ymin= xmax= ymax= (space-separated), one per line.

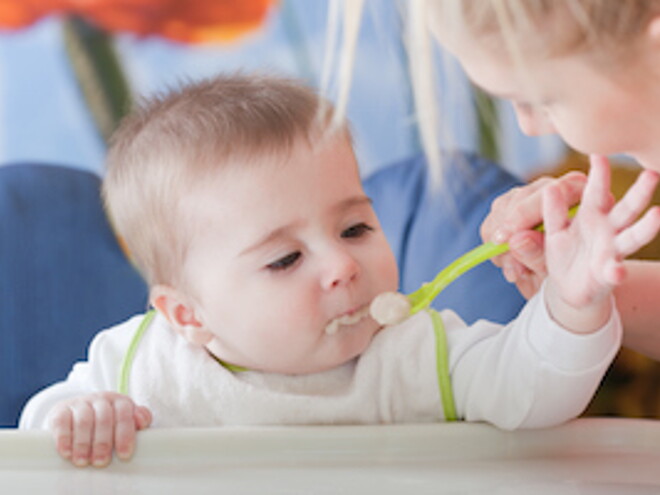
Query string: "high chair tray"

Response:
xmin=1 ymin=418 xmax=659 ymax=494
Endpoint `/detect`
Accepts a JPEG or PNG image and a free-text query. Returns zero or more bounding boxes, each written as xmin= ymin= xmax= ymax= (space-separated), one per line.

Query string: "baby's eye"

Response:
xmin=341 ymin=223 xmax=374 ymax=239
xmin=267 ymin=251 xmax=301 ymax=271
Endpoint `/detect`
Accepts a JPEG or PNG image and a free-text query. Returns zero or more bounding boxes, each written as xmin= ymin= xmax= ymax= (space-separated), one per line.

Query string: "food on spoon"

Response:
xmin=369 ymin=292 xmax=411 ymax=326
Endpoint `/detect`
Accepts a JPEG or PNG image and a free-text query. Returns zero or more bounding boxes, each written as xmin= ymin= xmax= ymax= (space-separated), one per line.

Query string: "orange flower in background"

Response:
xmin=0 ymin=0 xmax=276 ymax=43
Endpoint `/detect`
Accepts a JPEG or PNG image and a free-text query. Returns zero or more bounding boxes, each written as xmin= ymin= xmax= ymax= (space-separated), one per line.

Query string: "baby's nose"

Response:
xmin=321 ymin=249 xmax=360 ymax=290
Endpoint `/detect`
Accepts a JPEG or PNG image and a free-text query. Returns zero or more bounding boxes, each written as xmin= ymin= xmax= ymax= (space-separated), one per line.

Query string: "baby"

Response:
xmin=19 ymin=74 xmax=659 ymax=468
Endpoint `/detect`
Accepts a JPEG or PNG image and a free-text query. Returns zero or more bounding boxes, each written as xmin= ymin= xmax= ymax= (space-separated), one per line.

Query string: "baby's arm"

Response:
xmin=542 ymin=155 xmax=660 ymax=333
xmin=47 ymin=392 xmax=152 ymax=468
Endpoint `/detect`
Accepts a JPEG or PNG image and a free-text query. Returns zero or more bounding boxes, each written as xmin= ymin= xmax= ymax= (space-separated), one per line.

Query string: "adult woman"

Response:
xmin=426 ymin=1 xmax=660 ymax=359
xmin=334 ymin=1 xmax=660 ymax=359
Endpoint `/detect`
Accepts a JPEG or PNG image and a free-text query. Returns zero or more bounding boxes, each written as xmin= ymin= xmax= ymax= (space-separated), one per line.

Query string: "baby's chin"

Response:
xmin=274 ymin=320 xmax=382 ymax=375
xmin=324 ymin=316 xmax=382 ymax=366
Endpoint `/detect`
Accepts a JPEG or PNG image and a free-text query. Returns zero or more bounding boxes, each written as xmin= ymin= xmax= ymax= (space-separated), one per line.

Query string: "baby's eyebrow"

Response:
xmin=332 ymin=195 xmax=372 ymax=214
xmin=240 ymin=224 xmax=298 ymax=257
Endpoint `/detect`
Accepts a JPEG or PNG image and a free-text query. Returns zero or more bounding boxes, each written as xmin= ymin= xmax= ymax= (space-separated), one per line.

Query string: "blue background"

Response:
xmin=0 ymin=0 xmax=564 ymax=178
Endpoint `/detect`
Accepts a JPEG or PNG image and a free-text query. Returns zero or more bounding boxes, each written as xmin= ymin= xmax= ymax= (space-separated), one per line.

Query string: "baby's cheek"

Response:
xmin=276 ymin=294 xmax=320 ymax=329
xmin=376 ymin=249 xmax=399 ymax=291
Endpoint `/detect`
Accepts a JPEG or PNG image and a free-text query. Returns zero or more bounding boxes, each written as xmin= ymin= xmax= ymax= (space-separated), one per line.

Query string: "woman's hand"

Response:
xmin=480 ymin=169 xmax=588 ymax=298
xmin=47 ymin=391 xmax=152 ymax=468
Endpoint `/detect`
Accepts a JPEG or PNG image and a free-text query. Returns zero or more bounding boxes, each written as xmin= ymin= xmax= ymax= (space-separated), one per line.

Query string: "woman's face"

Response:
xmin=429 ymin=17 xmax=660 ymax=171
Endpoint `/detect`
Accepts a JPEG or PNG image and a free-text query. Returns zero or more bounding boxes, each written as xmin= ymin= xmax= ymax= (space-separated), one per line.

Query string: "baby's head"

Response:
xmin=103 ymin=74 xmax=399 ymax=374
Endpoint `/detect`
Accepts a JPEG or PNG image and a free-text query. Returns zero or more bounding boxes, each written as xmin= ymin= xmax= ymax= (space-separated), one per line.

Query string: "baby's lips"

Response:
xmin=324 ymin=306 xmax=370 ymax=335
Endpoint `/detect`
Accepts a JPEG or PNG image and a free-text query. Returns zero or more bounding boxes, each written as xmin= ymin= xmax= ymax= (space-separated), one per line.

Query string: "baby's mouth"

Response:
xmin=325 ymin=306 xmax=370 ymax=335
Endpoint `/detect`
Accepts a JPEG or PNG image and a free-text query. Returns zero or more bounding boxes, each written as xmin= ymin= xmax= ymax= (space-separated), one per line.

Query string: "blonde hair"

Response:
xmin=330 ymin=0 xmax=660 ymax=181
xmin=103 ymin=74 xmax=339 ymax=287
xmin=433 ymin=1 xmax=660 ymax=59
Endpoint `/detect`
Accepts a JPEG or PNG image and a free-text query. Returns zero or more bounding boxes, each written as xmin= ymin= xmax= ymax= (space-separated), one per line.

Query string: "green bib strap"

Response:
xmin=209 ymin=354 xmax=249 ymax=373
xmin=117 ymin=310 xmax=248 ymax=395
xmin=428 ymin=309 xmax=458 ymax=421
xmin=118 ymin=309 xmax=156 ymax=395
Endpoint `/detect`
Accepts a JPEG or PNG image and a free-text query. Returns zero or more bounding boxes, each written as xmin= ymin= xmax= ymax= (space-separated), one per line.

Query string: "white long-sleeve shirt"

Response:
xmin=19 ymin=285 xmax=621 ymax=430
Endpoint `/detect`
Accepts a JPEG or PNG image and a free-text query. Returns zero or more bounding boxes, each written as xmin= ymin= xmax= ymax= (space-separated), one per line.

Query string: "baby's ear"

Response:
xmin=150 ymin=285 xmax=213 ymax=346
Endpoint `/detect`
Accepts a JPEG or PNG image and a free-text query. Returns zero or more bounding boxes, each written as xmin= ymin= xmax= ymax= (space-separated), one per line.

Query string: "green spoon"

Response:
xmin=370 ymin=206 xmax=579 ymax=325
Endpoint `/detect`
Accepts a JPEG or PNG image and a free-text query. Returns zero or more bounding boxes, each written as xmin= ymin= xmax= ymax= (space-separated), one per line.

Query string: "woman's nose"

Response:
xmin=321 ymin=248 xmax=360 ymax=290
xmin=515 ymin=107 xmax=556 ymax=137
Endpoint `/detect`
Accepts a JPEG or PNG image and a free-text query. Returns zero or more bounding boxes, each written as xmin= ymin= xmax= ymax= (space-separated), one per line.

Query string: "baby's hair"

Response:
xmin=103 ymin=73 xmax=342 ymax=287
xmin=328 ymin=0 xmax=660 ymax=181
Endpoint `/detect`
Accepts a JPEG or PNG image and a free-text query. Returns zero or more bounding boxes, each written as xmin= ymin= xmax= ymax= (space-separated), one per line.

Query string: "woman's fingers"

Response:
xmin=481 ymin=171 xmax=587 ymax=243
xmin=542 ymin=183 xmax=570 ymax=235
xmin=515 ymin=268 xmax=546 ymax=299
xmin=481 ymin=178 xmax=549 ymax=243
xmin=507 ymin=230 xmax=547 ymax=273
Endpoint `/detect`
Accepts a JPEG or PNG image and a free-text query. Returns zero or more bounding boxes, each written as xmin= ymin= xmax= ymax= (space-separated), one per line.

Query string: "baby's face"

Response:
xmin=179 ymin=135 xmax=398 ymax=374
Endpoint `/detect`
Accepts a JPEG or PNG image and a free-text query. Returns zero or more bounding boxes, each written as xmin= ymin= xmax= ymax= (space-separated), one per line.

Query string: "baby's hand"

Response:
xmin=543 ymin=155 xmax=660 ymax=332
xmin=47 ymin=391 xmax=152 ymax=468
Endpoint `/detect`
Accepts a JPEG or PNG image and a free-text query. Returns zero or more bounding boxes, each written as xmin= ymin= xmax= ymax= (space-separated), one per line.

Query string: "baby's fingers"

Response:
xmin=135 ymin=406 xmax=153 ymax=430
xmin=602 ymin=259 xmax=627 ymax=286
xmin=610 ymin=169 xmax=660 ymax=231
xmin=70 ymin=401 xmax=95 ymax=467
xmin=615 ymin=206 xmax=660 ymax=257
xmin=113 ymin=396 xmax=139 ymax=461
xmin=90 ymin=398 xmax=114 ymax=468
xmin=48 ymin=407 xmax=74 ymax=461
xmin=581 ymin=155 xmax=613 ymax=212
